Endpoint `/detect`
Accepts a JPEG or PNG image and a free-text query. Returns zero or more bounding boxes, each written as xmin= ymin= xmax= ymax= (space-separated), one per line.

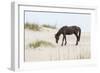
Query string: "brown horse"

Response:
xmin=55 ymin=26 xmax=81 ymax=46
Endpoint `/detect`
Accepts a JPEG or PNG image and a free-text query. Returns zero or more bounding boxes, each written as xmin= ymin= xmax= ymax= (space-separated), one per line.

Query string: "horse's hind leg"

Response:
xmin=76 ymin=39 xmax=78 ymax=45
xmin=74 ymin=33 xmax=78 ymax=45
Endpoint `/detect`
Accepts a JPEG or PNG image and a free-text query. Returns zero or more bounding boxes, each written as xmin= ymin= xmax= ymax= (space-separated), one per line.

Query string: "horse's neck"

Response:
xmin=57 ymin=30 xmax=61 ymax=37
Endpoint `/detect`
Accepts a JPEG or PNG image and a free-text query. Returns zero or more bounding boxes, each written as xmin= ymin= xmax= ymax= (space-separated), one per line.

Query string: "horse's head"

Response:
xmin=55 ymin=34 xmax=59 ymax=44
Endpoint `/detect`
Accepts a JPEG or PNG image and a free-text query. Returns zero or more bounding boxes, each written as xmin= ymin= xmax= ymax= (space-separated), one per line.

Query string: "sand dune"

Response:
xmin=25 ymin=28 xmax=90 ymax=62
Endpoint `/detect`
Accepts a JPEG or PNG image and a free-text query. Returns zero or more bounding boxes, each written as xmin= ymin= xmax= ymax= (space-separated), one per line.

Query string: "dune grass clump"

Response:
xmin=29 ymin=40 xmax=55 ymax=48
xmin=24 ymin=23 xmax=40 ymax=31
xmin=42 ymin=24 xmax=56 ymax=29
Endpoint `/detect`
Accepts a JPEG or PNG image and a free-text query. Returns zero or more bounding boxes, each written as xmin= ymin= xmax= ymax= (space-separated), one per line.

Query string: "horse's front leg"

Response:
xmin=64 ymin=35 xmax=67 ymax=45
xmin=61 ymin=36 xmax=65 ymax=46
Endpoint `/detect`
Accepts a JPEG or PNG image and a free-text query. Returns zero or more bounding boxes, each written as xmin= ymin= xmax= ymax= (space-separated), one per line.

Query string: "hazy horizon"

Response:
xmin=25 ymin=11 xmax=91 ymax=32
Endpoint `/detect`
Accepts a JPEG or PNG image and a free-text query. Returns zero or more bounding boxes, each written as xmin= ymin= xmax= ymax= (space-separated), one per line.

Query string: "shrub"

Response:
xmin=24 ymin=23 xmax=40 ymax=31
xmin=29 ymin=40 xmax=55 ymax=48
xmin=42 ymin=24 xmax=56 ymax=29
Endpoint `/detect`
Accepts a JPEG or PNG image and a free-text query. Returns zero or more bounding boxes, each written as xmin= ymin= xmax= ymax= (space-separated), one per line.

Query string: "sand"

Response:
xmin=25 ymin=28 xmax=90 ymax=62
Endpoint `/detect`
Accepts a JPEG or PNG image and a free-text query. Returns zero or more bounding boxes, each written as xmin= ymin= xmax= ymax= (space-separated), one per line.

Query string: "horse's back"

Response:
xmin=61 ymin=25 xmax=80 ymax=28
xmin=69 ymin=26 xmax=81 ymax=30
xmin=59 ymin=25 xmax=81 ymax=34
xmin=61 ymin=25 xmax=80 ymax=30
xmin=59 ymin=25 xmax=81 ymax=31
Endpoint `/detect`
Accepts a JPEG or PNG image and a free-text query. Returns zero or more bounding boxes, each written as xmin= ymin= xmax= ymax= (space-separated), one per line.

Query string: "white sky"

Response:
xmin=25 ymin=11 xmax=91 ymax=32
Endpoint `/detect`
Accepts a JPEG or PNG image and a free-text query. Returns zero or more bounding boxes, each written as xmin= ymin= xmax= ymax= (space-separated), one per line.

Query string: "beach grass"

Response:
xmin=29 ymin=40 xmax=55 ymax=48
xmin=42 ymin=24 xmax=56 ymax=29
xmin=24 ymin=23 xmax=40 ymax=31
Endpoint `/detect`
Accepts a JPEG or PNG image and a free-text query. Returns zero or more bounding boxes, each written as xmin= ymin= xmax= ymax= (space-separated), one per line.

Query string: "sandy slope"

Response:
xmin=25 ymin=28 xmax=90 ymax=62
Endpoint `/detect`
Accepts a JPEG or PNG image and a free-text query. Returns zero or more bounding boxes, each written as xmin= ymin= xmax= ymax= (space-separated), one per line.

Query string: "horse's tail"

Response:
xmin=78 ymin=27 xmax=81 ymax=41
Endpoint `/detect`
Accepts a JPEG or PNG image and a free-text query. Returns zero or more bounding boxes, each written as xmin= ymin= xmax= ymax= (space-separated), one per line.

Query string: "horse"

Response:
xmin=55 ymin=26 xmax=81 ymax=46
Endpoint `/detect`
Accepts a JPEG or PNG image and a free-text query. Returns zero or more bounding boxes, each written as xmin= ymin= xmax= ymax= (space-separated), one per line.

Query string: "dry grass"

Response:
xmin=24 ymin=23 xmax=40 ymax=31
xmin=29 ymin=40 xmax=55 ymax=48
xmin=42 ymin=24 xmax=56 ymax=29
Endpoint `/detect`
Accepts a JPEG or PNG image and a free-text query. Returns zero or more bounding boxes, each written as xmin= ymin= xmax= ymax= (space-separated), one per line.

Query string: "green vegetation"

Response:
xmin=24 ymin=23 xmax=40 ymax=31
xmin=42 ymin=24 xmax=56 ymax=29
xmin=29 ymin=40 xmax=55 ymax=48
